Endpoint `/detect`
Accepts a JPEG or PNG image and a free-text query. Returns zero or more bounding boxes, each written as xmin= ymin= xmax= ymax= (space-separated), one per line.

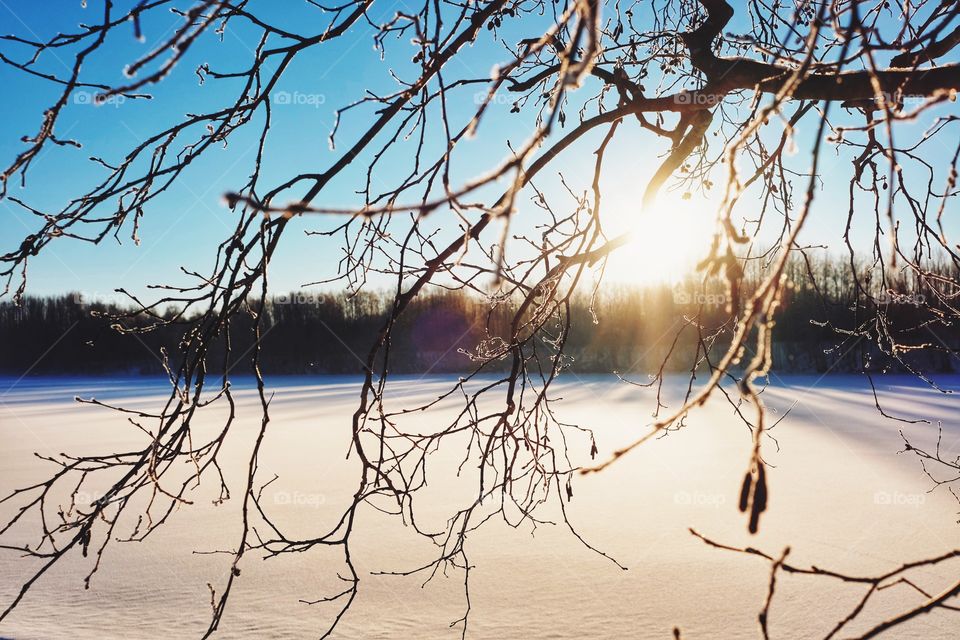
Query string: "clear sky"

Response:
xmin=1 ymin=1 xmax=958 ymax=301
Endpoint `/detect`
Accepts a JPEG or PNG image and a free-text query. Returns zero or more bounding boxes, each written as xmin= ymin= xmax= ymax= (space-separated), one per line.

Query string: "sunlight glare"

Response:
xmin=601 ymin=193 xmax=717 ymax=286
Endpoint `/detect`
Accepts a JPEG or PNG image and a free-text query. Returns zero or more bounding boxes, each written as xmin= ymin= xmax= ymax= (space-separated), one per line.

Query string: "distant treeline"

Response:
xmin=1 ymin=256 xmax=958 ymax=376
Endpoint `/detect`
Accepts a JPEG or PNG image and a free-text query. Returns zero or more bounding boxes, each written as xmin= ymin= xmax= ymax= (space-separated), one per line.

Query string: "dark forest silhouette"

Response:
xmin=4 ymin=255 xmax=957 ymax=376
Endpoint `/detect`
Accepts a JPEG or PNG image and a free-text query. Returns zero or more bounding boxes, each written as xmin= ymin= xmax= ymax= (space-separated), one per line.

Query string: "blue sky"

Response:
xmin=1 ymin=1 xmax=958 ymax=301
xmin=0 ymin=0 xmax=552 ymax=299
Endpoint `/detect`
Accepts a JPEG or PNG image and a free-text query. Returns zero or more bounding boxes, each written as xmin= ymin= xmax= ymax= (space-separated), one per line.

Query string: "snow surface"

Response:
xmin=0 ymin=374 xmax=958 ymax=639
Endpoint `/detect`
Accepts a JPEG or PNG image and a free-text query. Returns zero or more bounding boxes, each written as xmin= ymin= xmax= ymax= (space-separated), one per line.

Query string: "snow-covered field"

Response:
xmin=1 ymin=374 xmax=958 ymax=639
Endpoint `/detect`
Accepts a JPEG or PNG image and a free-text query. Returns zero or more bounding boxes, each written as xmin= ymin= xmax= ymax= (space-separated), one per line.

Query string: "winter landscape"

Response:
xmin=2 ymin=374 xmax=959 ymax=638
xmin=2 ymin=0 xmax=960 ymax=638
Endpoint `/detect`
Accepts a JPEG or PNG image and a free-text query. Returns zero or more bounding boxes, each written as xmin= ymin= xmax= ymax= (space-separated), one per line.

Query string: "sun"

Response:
xmin=600 ymin=192 xmax=717 ymax=286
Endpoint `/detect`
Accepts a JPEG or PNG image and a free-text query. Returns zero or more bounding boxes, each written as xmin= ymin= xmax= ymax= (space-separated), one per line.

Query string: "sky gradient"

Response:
xmin=1 ymin=1 xmax=958 ymax=301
